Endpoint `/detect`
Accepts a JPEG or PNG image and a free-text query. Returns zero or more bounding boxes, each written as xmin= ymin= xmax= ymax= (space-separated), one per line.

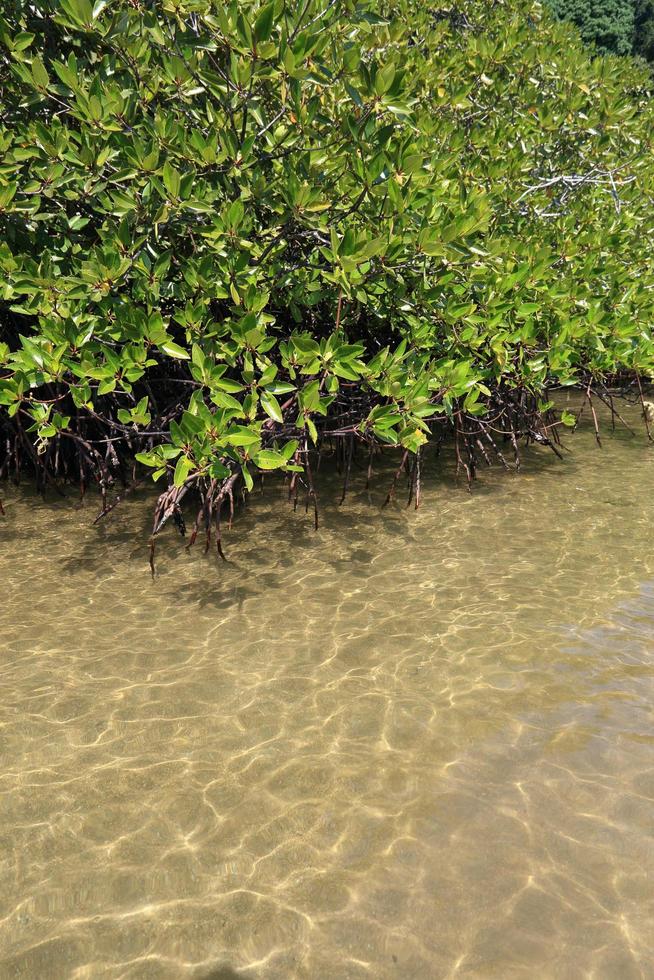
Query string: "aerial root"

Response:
xmin=366 ymin=444 xmax=375 ymax=490
xmin=302 ymin=436 xmax=319 ymax=530
xmin=636 ymin=373 xmax=653 ymax=442
xmin=382 ymin=449 xmax=409 ymax=509
xmin=339 ymin=434 xmax=354 ymax=505
xmin=406 ymin=449 xmax=422 ymax=509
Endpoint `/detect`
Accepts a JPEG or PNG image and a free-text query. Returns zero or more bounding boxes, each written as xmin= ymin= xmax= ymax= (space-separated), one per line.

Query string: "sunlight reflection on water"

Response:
xmin=1 ymin=402 xmax=654 ymax=978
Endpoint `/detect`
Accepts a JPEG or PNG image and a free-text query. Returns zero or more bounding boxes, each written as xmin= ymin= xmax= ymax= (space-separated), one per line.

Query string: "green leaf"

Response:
xmin=52 ymin=58 xmax=77 ymax=89
xmin=253 ymin=449 xmax=285 ymax=469
xmin=254 ymin=2 xmax=275 ymax=43
xmin=170 ymin=420 xmax=185 ymax=446
xmin=400 ymin=428 xmax=427 ymax=453
xmin=161 ymin=341 xmax=190 ymax=359
xmin=31 ymin=56 xmax=50 ymax=90
xmin=281 ymin=439 xmax=299 ymax=461
xmin=305 ymin=417 xmax=318 ymax=444
xmin=174 ymin=455 xmax=195 ymax=486
xmin=135 ymin=452 xmax=158 ymax=467
xmin=65 ymin=0 xmax=93 ymax=25
xmin=162 ymin=161 xmax=181 ymax=198
xmin=225 ymin=426 xmax=260 ymax=447
xmin=209 ymin=460 xmax=231 ymax=479
xmin=260 ymin=390 xmax=283 ymax=422
xmin=375 ymin=63 xmax=395 ymax=96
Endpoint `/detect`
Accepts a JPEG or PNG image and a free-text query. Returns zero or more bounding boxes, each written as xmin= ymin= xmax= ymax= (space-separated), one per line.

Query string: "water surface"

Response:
xmin=2 ymin=404 xmax=654 ymax=978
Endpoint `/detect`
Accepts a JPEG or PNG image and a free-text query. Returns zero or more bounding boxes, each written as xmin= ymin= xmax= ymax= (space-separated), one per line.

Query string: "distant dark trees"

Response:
xmin=547 ymin=0 xmax=654 ymax=61
xmin=634 ymin=0 xmax=654 ymax=61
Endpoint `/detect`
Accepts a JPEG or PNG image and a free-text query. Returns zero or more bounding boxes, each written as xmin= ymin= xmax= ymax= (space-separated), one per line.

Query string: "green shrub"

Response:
xmin=1 ymin=0 xmax=654 ymax=544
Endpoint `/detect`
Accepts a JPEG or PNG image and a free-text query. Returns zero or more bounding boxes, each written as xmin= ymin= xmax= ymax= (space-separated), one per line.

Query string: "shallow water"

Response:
xmin=2 ymin=403 xmax=654 ymax=979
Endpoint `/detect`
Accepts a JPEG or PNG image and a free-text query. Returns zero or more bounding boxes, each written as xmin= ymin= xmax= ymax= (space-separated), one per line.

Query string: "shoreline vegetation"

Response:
xmin=2 ymin=0 xmax=654 ymax=570
xmin=1 ymin=382 xmax=651 ymax=570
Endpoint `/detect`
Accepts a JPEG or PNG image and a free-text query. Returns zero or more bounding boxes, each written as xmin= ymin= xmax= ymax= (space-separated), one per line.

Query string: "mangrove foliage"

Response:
xmin=1 ymin=0 xmax=654 ymax=558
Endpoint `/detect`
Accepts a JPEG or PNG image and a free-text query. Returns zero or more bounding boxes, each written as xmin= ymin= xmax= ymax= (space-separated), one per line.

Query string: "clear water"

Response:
xmin=2 ymin=403 xmax=654 ymax=978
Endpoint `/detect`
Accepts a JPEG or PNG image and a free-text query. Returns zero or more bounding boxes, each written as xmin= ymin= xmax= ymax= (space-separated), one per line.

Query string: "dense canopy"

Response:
xmin=1 ymin=0 xmax=654 ymax=550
